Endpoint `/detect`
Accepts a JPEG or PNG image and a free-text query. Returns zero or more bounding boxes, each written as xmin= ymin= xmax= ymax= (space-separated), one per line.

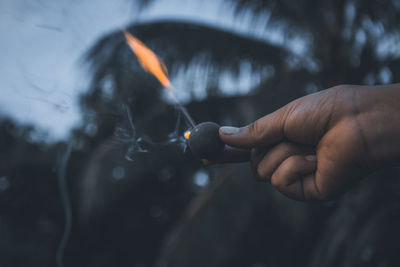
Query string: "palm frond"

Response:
xmin=82 ymin=20 xmax=290 ymax=112
xmin=86 ymin=20 xmax=288 ymax=77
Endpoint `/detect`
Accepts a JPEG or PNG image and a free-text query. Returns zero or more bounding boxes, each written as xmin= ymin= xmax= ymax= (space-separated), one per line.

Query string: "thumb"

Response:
xmin=219 ymin=107 xmax=288 ymax=149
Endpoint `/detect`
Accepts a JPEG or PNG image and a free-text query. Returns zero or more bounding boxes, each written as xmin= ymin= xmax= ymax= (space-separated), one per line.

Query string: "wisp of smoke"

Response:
xmin=56 ymin=142 xmax=73 ymax=267
xmin=115 ymin=104 xmax=190 ymax=162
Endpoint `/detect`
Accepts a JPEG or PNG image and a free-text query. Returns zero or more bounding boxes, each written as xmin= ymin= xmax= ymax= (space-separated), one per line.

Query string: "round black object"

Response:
xmin=188 ymin=122 xmax=225 ymax=159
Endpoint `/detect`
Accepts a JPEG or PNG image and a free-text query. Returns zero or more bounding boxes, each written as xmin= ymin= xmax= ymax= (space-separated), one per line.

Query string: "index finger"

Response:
xmin=219 ymin=106 xmax=289 ymax=149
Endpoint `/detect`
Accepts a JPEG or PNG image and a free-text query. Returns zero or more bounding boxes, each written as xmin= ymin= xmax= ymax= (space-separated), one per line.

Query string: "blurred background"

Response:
xmin=1 ymin=0 xmax=400 ymax=266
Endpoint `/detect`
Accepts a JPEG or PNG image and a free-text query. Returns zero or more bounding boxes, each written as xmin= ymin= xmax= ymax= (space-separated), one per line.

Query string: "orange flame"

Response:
xmin=123 ymin=31 xmax=170 ymax=87
xmin=184 ymin=130 xmax=191 ymax=140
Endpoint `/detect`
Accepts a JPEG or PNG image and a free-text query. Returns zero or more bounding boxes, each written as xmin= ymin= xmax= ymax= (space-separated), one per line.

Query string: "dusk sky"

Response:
xmin=0 ymin=0 xmax=305 ymax=141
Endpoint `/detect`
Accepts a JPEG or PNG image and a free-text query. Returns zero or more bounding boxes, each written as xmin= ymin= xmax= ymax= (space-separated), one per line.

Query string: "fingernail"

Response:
xmin=305 ymin=155 xmax=317 ymax=161
xmin=219 ymin=126 xmax=241 ymax=135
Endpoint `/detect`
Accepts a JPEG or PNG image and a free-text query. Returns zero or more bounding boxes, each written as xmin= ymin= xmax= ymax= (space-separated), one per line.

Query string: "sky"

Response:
xmin=0 ymin=0 xmax=305 ymax=142
xmin=0 ymin=0 xmax=135 ymax=141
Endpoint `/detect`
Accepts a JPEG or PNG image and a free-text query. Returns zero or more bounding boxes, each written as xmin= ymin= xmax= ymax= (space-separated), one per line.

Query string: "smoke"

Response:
xmin=56 ymin=141 xmax=73 ymax=267
xmin=116 ymin=104 xmax=191 ymax=162
xmin=55 ymin=103 xmax=192 ymax=266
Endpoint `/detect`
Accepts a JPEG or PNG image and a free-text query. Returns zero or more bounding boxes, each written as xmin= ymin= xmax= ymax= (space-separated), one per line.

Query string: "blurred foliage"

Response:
xmin=1 ymin=0 xmax=400 ymax=266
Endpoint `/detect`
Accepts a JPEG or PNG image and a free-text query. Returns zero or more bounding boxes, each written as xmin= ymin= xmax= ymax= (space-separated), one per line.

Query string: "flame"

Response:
xmin=184 ymin=130 xmax=191 ymax=140
xmin=123 ymin=31 xmax=170 ymax=87
xmin=123 ymin=31 xmax=196 ymax=128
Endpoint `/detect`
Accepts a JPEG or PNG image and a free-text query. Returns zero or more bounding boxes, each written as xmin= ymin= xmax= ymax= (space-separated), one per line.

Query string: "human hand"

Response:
xmin=214 ymin=84 xmax=400 ymax=201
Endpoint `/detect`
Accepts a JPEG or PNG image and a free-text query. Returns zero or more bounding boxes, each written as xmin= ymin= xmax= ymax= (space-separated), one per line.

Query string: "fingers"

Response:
xmin=253 ymin=142 xmax=312 ymax=182
xmin=250 ymin=148 xmax=268 ymax=178
xmin=219 ymin=106 xmax=289 ymax=149
xmin=270 ymin=154 xmax=317 ymax=201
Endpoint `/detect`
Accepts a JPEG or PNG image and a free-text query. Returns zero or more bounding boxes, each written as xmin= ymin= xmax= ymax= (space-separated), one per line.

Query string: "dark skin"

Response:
xmin=211 ymin=84 xmax=400 ymax=201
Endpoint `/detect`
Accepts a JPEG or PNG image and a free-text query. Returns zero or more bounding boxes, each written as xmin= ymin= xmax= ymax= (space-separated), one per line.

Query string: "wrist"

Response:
xmin=355 ymin=84 xmax=400 ymax=167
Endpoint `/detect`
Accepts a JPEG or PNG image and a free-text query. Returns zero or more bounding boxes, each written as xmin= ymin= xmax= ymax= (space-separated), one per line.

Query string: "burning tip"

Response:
xmin=184 ymin=130 xmax=191 ymax=140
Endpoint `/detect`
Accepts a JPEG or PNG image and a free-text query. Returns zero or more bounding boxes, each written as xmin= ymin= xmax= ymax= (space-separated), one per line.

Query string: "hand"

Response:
xmin=214 ymin=84 xmax=400 ymax=201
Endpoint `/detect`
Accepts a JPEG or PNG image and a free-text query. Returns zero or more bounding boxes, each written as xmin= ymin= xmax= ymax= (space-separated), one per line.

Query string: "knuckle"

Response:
xmin=277 ymin=142 xmax=298 ymax=155
xmin=270 ymin=172 xmax=282 ymax=188
xmin=282 ymin=155 xmax=298 ymax=170
xmin=280 ymin=104 xmax=297 ymax=136
xmin=248 ymin=121 xmax=262 ymax=145
xmin=255 ymin=164 xmax=266 ymax=182
xmin=271 ymin=156 xmax=298 ymax=188
xmin=330 ymin=84 xmax=351 ymax=95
